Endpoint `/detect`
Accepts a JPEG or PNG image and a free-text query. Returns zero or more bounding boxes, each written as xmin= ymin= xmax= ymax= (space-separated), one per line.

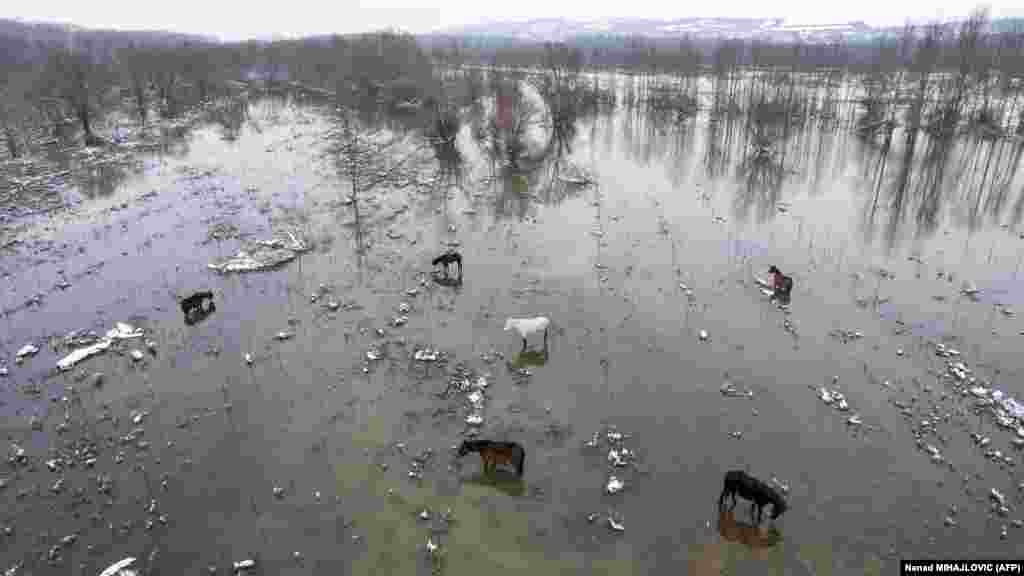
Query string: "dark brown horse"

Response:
xmin=181 ymin=290 xmax=215 ymax=326
xmin=432 ymin=251 xmax=463 ymax=278
xmin=718 ymin=470 xmax=788 ymax=525
xmin=456 ymin=440 xmax=525 ymax=478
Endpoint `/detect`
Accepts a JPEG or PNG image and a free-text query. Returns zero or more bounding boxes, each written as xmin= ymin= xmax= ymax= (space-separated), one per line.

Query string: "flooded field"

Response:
xmin=2 ymin=87 xmax=1024 ymax=575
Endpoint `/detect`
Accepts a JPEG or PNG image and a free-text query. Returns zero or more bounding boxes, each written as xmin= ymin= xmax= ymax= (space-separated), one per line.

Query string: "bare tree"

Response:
xmin=37 ymin=41 xmax=113 ymax=145
xmin=119 ymin=43 xmax=151 ymax=123
xmin=0 ymin=80 xmax=30 ymax=158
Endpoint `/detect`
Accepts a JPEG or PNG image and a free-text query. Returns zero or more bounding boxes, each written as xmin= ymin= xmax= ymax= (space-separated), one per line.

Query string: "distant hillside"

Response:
xmin=0 ymin=18 xmax=219 ymax=50
xmin=434 ymin=16 xmax=1024 ymax=45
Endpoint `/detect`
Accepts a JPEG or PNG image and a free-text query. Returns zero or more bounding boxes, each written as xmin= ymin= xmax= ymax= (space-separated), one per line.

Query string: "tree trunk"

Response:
xmin=3 ymin=126 xmax=20 ymax=158
xmin=78 ymin=102 xmax=92 ymax=138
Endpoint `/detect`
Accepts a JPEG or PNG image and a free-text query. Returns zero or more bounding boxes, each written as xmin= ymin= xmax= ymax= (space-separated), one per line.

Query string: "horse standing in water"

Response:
xmin=432 ymin=251 xmax=463 ymax=279
xmin=180 ymin=290 xmax=216 ymax=326
xmin=719 ymin=470 xmax=788 ymax=525
xmin=456 ymin=440 xmax=526 ymax=478
xmin=767 ymin=265 xmax=793 ymax=303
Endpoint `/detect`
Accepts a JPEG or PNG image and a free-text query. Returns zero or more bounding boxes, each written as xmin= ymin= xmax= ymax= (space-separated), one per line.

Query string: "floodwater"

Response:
xmin=2 ymin=89 xmax=1024 ymax=575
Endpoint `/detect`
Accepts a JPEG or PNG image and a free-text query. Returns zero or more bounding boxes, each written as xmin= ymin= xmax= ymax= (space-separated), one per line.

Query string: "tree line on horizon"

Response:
xmin=2 ymin=7 xmax=1023 ymax=160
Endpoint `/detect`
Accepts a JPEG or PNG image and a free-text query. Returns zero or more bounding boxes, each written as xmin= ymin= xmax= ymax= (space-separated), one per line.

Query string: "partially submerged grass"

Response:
xmin=336 ymin=414 xmax=636 ymax=575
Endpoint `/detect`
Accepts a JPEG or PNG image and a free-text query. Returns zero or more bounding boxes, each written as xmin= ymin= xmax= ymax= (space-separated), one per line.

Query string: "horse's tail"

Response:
xmin=516 ymin=446 xmax=525 ymax=478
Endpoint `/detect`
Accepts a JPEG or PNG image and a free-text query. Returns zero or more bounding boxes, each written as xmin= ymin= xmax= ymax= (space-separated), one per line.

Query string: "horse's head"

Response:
xmin=770 ymin=495 xmax=788 ymax=520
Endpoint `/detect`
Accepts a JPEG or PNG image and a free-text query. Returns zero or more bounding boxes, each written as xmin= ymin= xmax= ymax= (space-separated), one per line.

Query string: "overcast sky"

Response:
xmin=5 ymin=0 xmax=1022 ymax=42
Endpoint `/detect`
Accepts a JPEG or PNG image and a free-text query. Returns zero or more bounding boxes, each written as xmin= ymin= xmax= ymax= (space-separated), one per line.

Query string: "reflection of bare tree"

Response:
xmin=482 ymin=77 xmax=549 ymax=172
xmin=704 ymin=114 xmax=738 ymax=180
xmin=733 ymin=153 xmax=786 ymax=224
xmin=73 ymin=158 xmax=133 ymax=198
xmin=493 ymin=171 xmax=534 ymax=221
xmin=212 ymin=97 xmax=249 ymax=141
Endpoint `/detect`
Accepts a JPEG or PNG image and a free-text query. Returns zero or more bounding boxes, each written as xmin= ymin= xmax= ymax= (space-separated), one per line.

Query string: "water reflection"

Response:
xmin=18 ymin=80 xmax=1024 ymax=256
xmin=72 ymin=157 xmax=134 ymax=199
xmin=508 ymin=349 xmax=547 ymax=369
xmin=212 ymin=98 xmax=249 ymax=142
xmin=494 ymin=171 xmax=535 ymax=222
xmin=462 ymin=471 xmax=527 ymax=498
xmin=717 ymin=508 xmax=782 ymax=549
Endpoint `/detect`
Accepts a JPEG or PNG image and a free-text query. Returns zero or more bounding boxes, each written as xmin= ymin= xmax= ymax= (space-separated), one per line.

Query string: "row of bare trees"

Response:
xmin=0 ymin=27 xmax=436 ymax=160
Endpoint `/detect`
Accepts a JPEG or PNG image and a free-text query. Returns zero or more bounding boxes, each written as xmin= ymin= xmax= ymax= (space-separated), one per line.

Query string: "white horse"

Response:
xmin=504 ymin=317 xmax=550 ymax=351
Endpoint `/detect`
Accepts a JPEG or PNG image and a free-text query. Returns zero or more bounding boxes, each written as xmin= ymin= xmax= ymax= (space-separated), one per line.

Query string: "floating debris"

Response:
xmin=273 ymin=486 xmax=285 ymax=499
xmin=98 ymin=557 xmax=137 ymax=576
xmin=465 ymin=413 xmax=483 ymax=426
xmin=414 ymin=349 xmax=439 ymax=362
xmin=129 ymin=349 xmax=144 ymax=362
xmin=366 ymin=348 xmax=382 ymax=361
xmin=990 ymin=488 xmax=1008 ymax=508
xmin=720 ymin=381 xmax=753 ymax=398
xmin=587 ymin=512 xmax=600 ymax=523
xmin=829 ymin=329 xmax=864 ymax=343
xmin=58 ymin=339 xmax=111 ymax=371
xmin=275 ymin=331 xmax=295 ymax=341
xmin=56 ymin=322 xmax=143 ymax=371
xmin=233 ymin=559 xmax=256 ymax=572
xmin=244 ymin=353 xmax=253 ymax=365
xmin=698 ymin=330 xmax=709 ymax=342
xmin=847 ymin=414 xmax=864 ymax=426
xmin=944 ymin=516 xmax=957 ymax=527
xmin=419 ymin=509 xmax=430 ymax=521
xmin=607 ymin=448 xmax=633 ymax=467
xmin=398 ymin=302 xmax=411 ymax=314
xmin=208 ymin=231 xmax=309 ymax=274
xmin=392 ymin=315 xmax=409 ymax=327
xmin=605 ymin=475 xmax=625 ymax=494
xmin=607 ymin=515 xmax=625 ymax=532
xmin=14 ymin=344 xmax=39 ymax=360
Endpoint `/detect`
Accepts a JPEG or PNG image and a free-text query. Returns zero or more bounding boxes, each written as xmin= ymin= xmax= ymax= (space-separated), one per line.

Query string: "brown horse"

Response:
xmin=456 ymin=440 xmax=525 ymax=478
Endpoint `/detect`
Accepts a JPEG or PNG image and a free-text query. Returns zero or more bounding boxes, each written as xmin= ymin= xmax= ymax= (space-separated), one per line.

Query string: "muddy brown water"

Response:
xmin=2 ymin=93 xmax=1024 ymax=575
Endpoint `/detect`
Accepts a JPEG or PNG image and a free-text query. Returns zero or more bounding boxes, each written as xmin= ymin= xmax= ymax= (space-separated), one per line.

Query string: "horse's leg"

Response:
xmin=522 ymin=337 xmax=527 ymax=352
xmin=543 ymin=328 xmax=548 ymax=352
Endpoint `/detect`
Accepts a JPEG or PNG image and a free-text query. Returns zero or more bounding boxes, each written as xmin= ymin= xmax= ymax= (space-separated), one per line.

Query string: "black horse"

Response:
xmin=432 ymin=251 xmax=463 ymax=279
xmin=718 ymin=470 xmax=788 ymax=525
xmin=456 ymin=440 xmax=525 ymax=478
xmin=181 ymin=290 xmax=216 ymax=326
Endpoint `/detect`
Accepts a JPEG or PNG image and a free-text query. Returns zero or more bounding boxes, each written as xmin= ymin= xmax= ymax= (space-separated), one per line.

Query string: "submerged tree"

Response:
xmin=36 ymin=40 xmax=113 ymax=145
